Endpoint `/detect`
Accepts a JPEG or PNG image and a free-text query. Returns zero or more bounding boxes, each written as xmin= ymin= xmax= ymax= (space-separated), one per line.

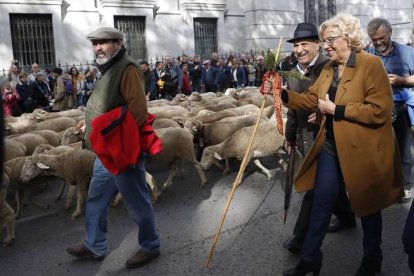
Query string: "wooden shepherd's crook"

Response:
xmin=205 ymin=37 xmax=284 ymax=268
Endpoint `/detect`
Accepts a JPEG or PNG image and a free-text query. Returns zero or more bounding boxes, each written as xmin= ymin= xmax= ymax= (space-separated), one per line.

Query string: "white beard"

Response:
xmin=95 ymin=51 xmax=117 ymax=65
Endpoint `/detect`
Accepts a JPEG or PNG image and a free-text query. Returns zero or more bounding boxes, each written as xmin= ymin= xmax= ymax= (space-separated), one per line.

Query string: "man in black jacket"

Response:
xmin=282 ymin=22 xmax=356 ymax=254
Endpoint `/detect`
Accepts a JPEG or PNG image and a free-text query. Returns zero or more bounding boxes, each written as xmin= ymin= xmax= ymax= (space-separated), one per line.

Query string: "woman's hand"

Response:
xmin=318 ymin=94 xmax=336 ymax=115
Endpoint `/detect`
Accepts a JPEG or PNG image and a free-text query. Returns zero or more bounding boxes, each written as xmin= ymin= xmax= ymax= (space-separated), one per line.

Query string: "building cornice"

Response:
xmin=99 ymin=0 xmax=155 ymax=8
xmin=0 ymin=0 xmax=62 ymax=4
xmin=181 ymin=1 xmax=226 ymax=12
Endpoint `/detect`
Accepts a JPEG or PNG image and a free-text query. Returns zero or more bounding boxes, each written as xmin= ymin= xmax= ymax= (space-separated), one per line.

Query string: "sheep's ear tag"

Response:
xmin=214 ymin=152 xmax=223 ymax=160
xmin=73 ymin=130 xmax=79 ymax=135
xmin=36 ymin=162 xmax=50 ymax=169
xmin=192 ymin=125 xmax=197 ymax=132
xmin=35 ymin=115 xmax=42 ymax=120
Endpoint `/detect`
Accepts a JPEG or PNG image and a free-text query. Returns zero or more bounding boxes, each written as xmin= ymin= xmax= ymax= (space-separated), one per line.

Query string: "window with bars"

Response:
xmin=305 ymin=0 xmax=336 ymax=27
xmin=114 ymin=16 xmax=147 ymax=61
xmin=194 ymin=18 xmax=218 ymax=59
xmin=9 ymin=14 xmax=55 ymax=67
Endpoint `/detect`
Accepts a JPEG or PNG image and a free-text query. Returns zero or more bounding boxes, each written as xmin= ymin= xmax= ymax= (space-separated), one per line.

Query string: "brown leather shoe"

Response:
xmin=66 ymin=243 xmax=105 ymax=260
xmin=126 ymin=249 xmax=160 ymax=268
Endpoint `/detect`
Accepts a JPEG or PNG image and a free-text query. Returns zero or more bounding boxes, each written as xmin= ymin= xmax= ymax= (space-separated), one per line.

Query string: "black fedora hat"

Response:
xmin=287 ymin=22 xmax=319 ymax=43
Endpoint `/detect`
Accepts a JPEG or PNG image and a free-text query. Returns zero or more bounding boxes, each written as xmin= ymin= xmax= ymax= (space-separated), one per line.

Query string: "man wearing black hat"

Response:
xmin=282 ymin=22 xmax=356 ymax=254
xmin=66 ymin=27 xmax=161 ymax=268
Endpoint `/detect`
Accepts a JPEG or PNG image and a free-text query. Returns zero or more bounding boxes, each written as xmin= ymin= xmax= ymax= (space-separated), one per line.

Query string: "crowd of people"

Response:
xmin=1 ymin=13 xmax=414 ymax=275
xmin=140 ymin=51 xmax=269 ymax=100
xmin=2 ymin=61 xmax=100 ymax=115
xmin=2 ymin=48 xmax=272 ymax=114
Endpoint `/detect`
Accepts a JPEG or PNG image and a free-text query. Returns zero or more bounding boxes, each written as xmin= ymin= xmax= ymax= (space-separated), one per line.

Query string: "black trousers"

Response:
xmin=393 ymin=102 xmax=413 ymax=190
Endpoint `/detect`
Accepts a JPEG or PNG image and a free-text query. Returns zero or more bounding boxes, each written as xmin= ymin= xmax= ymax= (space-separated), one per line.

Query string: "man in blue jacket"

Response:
xmin=201 ymin=60 xmax=218 ymax=93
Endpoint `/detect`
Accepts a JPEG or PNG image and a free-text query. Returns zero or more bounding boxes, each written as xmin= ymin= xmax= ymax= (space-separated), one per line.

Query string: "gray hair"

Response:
xmin=367 ymin=17 xmax=392 ymax=36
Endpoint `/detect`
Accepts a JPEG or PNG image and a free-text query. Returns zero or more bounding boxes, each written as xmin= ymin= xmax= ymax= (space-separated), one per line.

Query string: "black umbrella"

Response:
xmin=283 ymin=145 xmax=296 ymax=224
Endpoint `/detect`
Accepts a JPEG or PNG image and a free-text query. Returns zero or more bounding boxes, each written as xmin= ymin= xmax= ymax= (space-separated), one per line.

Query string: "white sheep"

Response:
xmin=0 ymin=166 xmax=16 ymax=246
xmin=147 ymin=127 xmax=207 ymax=190
xmin=5 ymin=157 xmax=53 ymax=218
xmin=238 ymin=95 xmax=274 ymax=108
xmin=20 ymin=149 xmax=96 ymax=219
xmin=188 ymin=100 xmax=239 ymax=115
xmin=188 ymin=91 xmax=218 ymax=101
xmin=4 ymin=139 xmax=27 ymax=161
xmin=184 ymin=114 xmax=269 ymax=146
xmin=60 ymin=127 xmax=85 ymax=145
xmin=10 ymin=133 xmax=49 ymax=155
xmin=6 ymin=117 xmax=77 ymax=135
xmin=153 ymin=118 xmax=182 ymax=129
xmin=31 ymin=130 xmax=62 ymax=147
xmin=31 ymin=108 xmax=84 ymax=120
xmin=22 ymin=145 xmax=161 ymax=217
xmin=200 ymin=118 xmax=286 ymax=179
xmin=148 ymin=105 xmax=190 ymax=119
xmin=147 ymin=99 xmax=171 ymax=107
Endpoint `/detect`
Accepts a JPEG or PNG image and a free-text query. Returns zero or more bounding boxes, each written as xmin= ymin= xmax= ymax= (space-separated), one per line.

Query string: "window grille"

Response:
xmin=305 ymin=0 xmax=336 ymax=27
xmin=194 ymin=18 xmax=218 ymax=59
xmin=9 ymin=14 xmax=55 ymax=68
xmin=114 ymin=16 xmax=147 ymax=61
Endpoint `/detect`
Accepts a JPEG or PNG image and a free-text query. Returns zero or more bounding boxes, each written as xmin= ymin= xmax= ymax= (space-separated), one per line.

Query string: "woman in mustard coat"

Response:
xmin=281 ymin=14 xmax=404 ymax=276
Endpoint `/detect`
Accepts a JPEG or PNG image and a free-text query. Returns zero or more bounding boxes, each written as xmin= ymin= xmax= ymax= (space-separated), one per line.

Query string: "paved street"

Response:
xmin=1 ymin=159 xmax=412 ymax=276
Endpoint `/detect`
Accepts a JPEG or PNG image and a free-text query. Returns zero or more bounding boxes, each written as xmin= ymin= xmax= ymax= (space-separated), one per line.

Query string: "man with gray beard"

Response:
xmin=66 ymin=27 xmax=161 ymax=269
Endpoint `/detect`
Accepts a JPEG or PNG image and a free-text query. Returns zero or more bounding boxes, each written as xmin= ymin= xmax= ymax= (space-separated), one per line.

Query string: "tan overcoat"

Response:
xmin=286 ymin=51 xmax=404 ymax=217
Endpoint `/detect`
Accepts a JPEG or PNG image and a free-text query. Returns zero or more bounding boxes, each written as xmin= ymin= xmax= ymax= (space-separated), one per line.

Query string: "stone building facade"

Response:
xmin=0 ymin=0 xmax=412 ymax=70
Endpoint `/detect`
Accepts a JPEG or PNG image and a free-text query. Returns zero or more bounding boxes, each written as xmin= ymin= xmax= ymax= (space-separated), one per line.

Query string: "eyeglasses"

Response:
xmin=321 ymin=36 xmax=342 ymax=45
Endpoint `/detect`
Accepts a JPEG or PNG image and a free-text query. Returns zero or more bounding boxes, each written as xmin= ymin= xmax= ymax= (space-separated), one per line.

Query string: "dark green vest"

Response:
xmin=84 ymin=55 xmax=139 ymax=150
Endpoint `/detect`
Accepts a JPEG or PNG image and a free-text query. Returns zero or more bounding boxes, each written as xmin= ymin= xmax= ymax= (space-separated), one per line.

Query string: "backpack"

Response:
xmin=63 ymin=79 xmax=73 ymax=94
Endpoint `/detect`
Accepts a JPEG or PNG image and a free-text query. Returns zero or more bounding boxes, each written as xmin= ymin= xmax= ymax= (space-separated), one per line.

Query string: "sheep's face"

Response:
xmin=171 ymin=94 xmax=187 ymax=105
xmin=200 ymin=148 xmax=215 ymax=170
xmin=183 ymin=120 xmax=198 ymax=135
xmin=20 ymin=160 xmax=41 ymax=183
xmin=61 ymin=127 xmax=82 ymax=145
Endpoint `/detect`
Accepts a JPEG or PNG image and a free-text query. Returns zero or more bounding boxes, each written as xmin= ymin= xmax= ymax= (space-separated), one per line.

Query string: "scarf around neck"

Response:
xmin=96 ymin=46 xmax=126 ymax=75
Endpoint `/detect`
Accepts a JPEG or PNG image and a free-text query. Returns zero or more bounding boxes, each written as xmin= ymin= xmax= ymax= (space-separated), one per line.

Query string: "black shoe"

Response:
xmin=327 ymin=218 xmax=356 ymax=233
xmin=283 ymin=259 xmax=321 ymax=276
xmin=282 ymin=235 xmax=303 ymax=254
xmin=354 ymin=257 xmax=381 ymax=276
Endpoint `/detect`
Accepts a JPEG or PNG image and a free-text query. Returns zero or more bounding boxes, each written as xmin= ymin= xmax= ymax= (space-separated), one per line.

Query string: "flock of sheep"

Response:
xmin=0 ymin=87 xmax=290 ymax=247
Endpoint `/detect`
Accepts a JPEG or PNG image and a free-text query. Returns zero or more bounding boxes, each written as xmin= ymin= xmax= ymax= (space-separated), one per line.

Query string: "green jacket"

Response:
xmin=84 ymin=55 xmax=138 ymax=150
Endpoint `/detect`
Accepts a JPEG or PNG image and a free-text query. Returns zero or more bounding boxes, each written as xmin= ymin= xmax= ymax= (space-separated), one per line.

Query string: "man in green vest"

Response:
xmin=66 ymin=27 xmax=161 ymax=268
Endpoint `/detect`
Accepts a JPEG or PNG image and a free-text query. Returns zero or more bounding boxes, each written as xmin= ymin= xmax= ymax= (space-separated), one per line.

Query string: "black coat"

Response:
xmin=285 ymin=53 xmax=329 ymax=155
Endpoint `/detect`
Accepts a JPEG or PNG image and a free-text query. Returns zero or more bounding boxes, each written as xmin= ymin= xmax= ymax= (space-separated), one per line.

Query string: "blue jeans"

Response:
xmin=403 ymin=200 xmax=414 ymax=273
xmin=83 ymin=157 xmax=160 ymax=256
xmin=76 ymin=93 xmax=83 ymax=108
xmin=302 ymin=149 xmax=382 ymax=264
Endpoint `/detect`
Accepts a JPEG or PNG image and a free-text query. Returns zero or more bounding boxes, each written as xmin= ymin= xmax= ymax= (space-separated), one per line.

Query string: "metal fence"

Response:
xmin=0 ymin=49 xmax=287 ymax=78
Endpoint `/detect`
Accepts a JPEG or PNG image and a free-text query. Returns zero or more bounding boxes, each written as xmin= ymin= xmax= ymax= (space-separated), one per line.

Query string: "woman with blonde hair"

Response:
xmin=69 ymin=66 xmax=85 ymax=108
xmin=277 ymin=14 xmax=404 ymax=276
